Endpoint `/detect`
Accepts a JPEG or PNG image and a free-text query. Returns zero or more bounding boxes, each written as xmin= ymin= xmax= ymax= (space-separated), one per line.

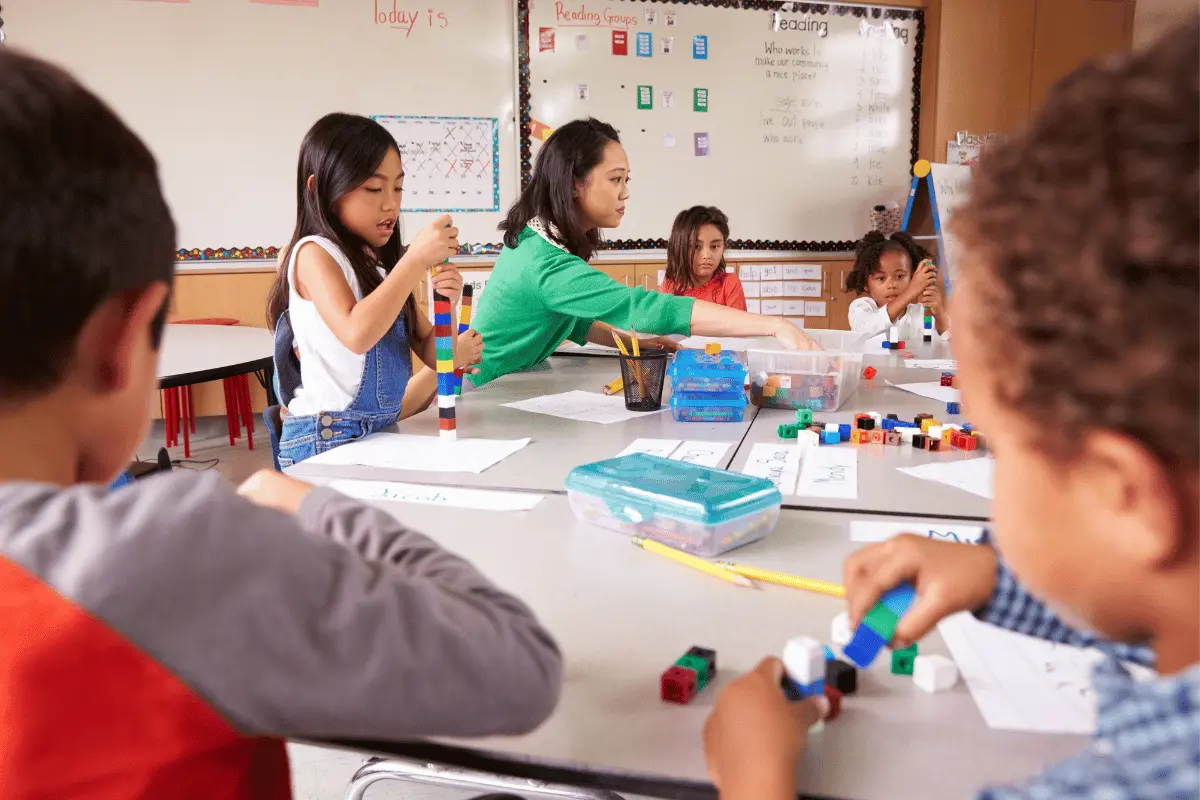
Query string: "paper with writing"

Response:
xmin=504 ymin=390 xmax=663 ymax=424
xmin=740 ymin=443 xmax=802 ymax=495
xmin=304 ymin=433 xmax=530 ymax=474
xmin=849 ymin=520 xmax=984 ymax=544
xmin=331 ymin=479 xmax=545 ymax=511
xmin=795 ymin=446 xmax=858 ymax=499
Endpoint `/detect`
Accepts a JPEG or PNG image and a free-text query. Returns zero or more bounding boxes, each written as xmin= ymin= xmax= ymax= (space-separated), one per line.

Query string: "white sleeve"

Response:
xmin=848 ymin=297 xmax=893 ymax=337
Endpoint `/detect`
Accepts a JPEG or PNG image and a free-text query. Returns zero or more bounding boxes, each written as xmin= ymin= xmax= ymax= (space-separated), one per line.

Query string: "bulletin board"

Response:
xmin=521 ymin=0 xmax=925 ymax=251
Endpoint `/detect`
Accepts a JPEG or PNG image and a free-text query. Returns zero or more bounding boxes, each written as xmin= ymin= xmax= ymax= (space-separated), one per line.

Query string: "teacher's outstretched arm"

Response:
xmin=688 ymin=300 xmax=818 ymax=349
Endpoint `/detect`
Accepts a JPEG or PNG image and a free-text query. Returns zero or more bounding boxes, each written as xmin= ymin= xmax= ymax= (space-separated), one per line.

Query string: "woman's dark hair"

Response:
xmin=499 ymin=118 xmax=621 ymax=260
xmin=665 ymin=206 xmax=730 ymax=290
xmin=266 ymin=112 xmax=417 ymax=342
xmin=844 ymin=230 xmax=931 ymax=294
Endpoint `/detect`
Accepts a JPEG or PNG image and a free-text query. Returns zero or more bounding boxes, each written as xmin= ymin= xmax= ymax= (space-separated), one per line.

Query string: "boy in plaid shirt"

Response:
xmin=703 ymin=20 xmax=1199 ymax=800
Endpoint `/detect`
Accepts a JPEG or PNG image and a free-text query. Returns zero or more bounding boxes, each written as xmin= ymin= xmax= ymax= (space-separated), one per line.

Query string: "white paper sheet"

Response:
xmin=849 ymin=520 xmax=985 ymax=544
xmin=886 ymin=380 xmax=961 ymax=404
xmin=668 ymin=441 xmax=731 ymax=467
xmin=795 ymin=446 xmax=858 ymax=499
xmin=617 ymin=438 xmax=683 ymax=458
xmin=303 ymin=433 xmax=530 ymax=474
xmin=897 ymin=458 xmax=995 ymax=499
xmin=937 ymin=613 xmax=1106 ymax=734
xmin=330 ymin=479 xmax=545 ymax=511
xmin=503 ymin=390 xmax=662 ymax=424
xmin=904 ymin=359 xmax=958 ymax=370
xmin=740 ymin=443 xmax=802 ymax=495
xmin=675 ymin=336 xmax=768 ymax=352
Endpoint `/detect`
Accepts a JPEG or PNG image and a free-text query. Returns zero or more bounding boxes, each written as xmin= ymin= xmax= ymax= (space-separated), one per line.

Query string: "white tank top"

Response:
xmin=284 ymin=236 xmax=383 ymax=416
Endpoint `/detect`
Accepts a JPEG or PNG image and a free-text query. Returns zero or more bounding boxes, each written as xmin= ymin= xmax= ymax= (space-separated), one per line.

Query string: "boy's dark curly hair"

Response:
xmin=844 ymin=230 xmax=931 ymax=294
xmin=952 ymin=19 xmax=1198 ymax=467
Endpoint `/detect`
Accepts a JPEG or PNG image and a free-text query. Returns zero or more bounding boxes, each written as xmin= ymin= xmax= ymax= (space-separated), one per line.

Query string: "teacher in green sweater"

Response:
xmin=469 ymin=118 xmax=817 ymax=387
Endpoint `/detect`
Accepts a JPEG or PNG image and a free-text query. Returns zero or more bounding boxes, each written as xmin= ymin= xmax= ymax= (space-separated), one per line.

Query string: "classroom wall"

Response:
xmin=1133 ymin=0 xmax=1199 ymax=48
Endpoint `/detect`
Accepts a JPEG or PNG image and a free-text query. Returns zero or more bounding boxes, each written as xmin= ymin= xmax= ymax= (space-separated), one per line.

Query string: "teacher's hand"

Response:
xmin=774 ymin=319 xmax=821 ymax=351
xmin=637 ymin=335 xmax=681 ymax=353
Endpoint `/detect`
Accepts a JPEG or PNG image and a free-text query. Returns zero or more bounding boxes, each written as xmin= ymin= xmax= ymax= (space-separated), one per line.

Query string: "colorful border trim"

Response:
xmin=371 ymin=114 xmax=503 ymax=213
xmin=517 ymin=0 xmax=924 ymax=253
xmin=173 ymin=243 xmax=502 ymax=262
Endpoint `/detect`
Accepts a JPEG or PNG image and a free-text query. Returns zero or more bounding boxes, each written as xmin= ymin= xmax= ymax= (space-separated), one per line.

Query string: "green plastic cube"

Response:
xmin=675 ymin=654 xmax=710 ymax=689
xmin=861 ymin=602 xmax=899 ymax=642
xmin=796 ymin=408 xmax=813 ymax=425
xmin=777 ymin=424 xmax=798 ymax=439
xmin=891 ymin=643 xmax=918 ymax=675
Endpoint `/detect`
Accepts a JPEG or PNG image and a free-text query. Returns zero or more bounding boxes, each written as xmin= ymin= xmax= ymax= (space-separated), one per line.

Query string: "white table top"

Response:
xmin=288 ymin=358 xmax=761 ymax=493
xmin=318 ymin=495 xmax=1082 ymax=799
xmin=732 ymin=377 xmax=992 ymax=521
xmin=157 ymin=324 xmax=275 ymax=387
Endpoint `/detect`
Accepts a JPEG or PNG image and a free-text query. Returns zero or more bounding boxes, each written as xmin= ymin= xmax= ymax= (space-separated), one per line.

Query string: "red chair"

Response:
xmin=163 ymin=319 xmax=255 ymax=457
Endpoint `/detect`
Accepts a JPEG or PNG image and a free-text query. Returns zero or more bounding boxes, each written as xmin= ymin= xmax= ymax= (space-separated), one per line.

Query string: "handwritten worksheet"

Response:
xmin=330 ymin=480 xmax=545 ymax=511
xmin=617 ymin=439 xmax=731 ymax=467
xmin=886 ymin=379 xmax=961 ymax=404
xmin=849 ymin=520 xmax=985 ymax=544
xmin=303 ymin=433 xmax=530 ymax=474
xmin=740 ymin=443 xmax=802 ymax=495
xmin=795 ymin=447 xmax=858 ymax=499
xmin=503 ymin=390 xmax=663 ymax=424
xmin=617 ymin=439 xmax=682 ymax=458
xmin=897 ymin=458 xmax=995 ymax=499
xmin=938 ymin=613 xmax=1109 ymax=734
xmin=904 ymin=359 xmax=958 ymax=370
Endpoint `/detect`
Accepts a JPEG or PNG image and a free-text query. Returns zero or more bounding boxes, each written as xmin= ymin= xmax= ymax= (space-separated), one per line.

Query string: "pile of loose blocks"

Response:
xmin=778 ymin=403 xmax=986 ymax=452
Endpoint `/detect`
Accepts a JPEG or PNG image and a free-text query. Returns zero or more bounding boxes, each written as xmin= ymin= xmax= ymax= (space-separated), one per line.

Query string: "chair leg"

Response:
xmin=223 ymin=378 xmax=237 ymax=446
xmin=181 ymin=384 xmax=191 ymax=459
xmin=239 ymin=374 xmax=255 ymax=451
xmin=342 ymin=756 xmax=625 ymax=800
xmin=186 ymin=385 xmax=196 ymax=434
xmin=164 ymin=388 xmax=176 ymax=448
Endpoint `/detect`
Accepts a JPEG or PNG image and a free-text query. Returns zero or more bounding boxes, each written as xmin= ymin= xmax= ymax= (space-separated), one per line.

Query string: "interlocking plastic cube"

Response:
xmin=705 ymin=343 xmax=722 ymax=355
xmin=885 ymin=431 xmax=901 ymax=446
xmin=687 ymin=646 xmax=717 ymax=678
xmin=913 ymin=654 xmax=959 ymax=693
xmin=797 ymin=430 xmax=821 ymax=449
xmin=778 ymin=424 xmax=798 ymax=439
xmin=675 ymin=654 xmax=710 ymax=689
xmin=839 ymin=424 xmax=852 ymax=441
xmin=862 ymin=366 xmax=878 ymax=380
xmin=843 ymin=624 xmax=887 ymax=669
xmin=946 ymin=401 xmax=961 ymax=415
xmin=868 ymin=429 xmax=885 ymax=445
xmin=661 ymin=666 xmax=697 ymax=704
xmin=822 ymin=430 xmax=840 ymax=445
xmin=796 ymin=408 xmax=813 ymax=425
xmin=830 ymin=611 xmax=852 ymax=646
xmin=920 ymin=418 xmax=941 ymax=434
xmin=850 ymin=429 xmax=869 ymax=444
xmin=782 ymin=636 xmax=825 ymax=686
xmin=825 ymin=658 xmax=858 ymax=695
xmin=856 ymin=416 xmax=875 ymax=431
xmin=891 ymin=643 xmax=918 ymax=675
xmin=940 ymin=373 xmax=954 ymax=387
xmin=823 ymin=685 xmax=844 ymax=720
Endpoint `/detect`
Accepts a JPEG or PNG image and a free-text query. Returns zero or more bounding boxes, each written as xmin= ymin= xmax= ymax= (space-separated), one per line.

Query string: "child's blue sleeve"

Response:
xmin=975 ymin=532 xmax=1154 ymax=667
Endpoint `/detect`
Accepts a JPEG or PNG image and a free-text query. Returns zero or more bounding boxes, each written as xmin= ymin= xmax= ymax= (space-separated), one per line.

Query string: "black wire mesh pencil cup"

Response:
xmin=619 ymin=351 xmax=669 ymax=412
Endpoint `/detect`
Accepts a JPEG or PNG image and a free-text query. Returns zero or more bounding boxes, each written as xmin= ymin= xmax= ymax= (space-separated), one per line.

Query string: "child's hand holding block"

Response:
xmin=843 ymin=581 xmax=917 ymax=668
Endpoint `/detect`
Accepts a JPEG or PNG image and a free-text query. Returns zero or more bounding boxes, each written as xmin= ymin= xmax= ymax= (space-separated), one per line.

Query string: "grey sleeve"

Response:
xmin=54 ymin=472 xmax=563 ymax=741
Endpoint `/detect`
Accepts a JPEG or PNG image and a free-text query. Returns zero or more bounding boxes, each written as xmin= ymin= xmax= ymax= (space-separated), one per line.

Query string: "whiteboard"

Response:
xmin=6 ymin=0 xmax=518 ymax=254
xmin=524 ymin=0 xmax=923 ymax=248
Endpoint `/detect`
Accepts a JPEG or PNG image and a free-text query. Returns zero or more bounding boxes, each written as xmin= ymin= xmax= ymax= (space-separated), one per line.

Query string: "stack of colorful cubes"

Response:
xmin=667 ymin=345 xmax=749 ymax=423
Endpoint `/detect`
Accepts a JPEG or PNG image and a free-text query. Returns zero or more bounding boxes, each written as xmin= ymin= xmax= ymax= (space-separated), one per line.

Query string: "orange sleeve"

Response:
xmin=723 ymin=273 xmax=747 ymax=312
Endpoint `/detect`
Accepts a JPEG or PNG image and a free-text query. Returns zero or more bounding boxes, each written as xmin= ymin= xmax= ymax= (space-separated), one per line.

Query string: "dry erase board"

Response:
xmin=521 ymin=0 xmax=924 ymax=250
xmin=7 ymin=0 xmax=519 ymax=259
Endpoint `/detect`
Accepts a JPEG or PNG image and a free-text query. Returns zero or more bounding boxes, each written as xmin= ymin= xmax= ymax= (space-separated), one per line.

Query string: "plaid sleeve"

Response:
xmin=974 ymin=532 xmax=1154 ymax=667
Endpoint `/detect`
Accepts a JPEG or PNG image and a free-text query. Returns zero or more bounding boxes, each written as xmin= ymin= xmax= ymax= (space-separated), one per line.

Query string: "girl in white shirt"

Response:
xmin=845 ymin=230 xmax=950 ymax=341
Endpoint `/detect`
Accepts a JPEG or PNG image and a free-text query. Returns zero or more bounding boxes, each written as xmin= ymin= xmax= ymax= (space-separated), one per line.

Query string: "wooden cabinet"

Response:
xmin=597 ymin=263 xmax=636 ymax=288
xmin=634 ymin=264 xmax=662 ymax=292
xmin=825 ymin=261 xmax=859 ymax=332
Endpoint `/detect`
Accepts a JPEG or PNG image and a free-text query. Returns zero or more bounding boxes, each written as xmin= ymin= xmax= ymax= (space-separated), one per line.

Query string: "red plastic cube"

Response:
xmin=823 ymin=685 xmax=843 ymax=721
xmin=868 ymin=429 xmax=885 ymax=445
xmin=862 ymin=366 xmax=878 ymax=380
xmin=940 ymin=376 xmax=953 ymax=387
xmin=960 ymin=435 xmax=978 ymax=451
xmin=661 ymin=666 xmax=697 ymax=704
xmin=896 ymin=341 xmax=906 ymax=350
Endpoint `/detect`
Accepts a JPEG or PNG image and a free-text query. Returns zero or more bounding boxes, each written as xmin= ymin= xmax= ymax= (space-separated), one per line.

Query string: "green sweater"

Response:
xmin=470 ymin=227 xmax=695 ymax=386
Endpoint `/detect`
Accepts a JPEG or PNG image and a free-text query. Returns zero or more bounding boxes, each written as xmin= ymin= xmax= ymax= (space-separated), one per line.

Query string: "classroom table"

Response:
xmin=288 ymin=358 xmax=762 ymax=493
xmin=731 ymin=378 xmax=992 ymax=521
xmin=157 ymin=323 xmax=275 ymax=395
xmin=310 ymin=495 xmax=1084 ymax=800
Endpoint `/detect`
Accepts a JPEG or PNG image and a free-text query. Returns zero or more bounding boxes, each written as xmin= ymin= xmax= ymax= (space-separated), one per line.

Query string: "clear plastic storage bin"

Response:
xmin=566 ymin=453 xmax=782 ymax=556
xmin=668 ymin=349 xmax=748 ymax=394
xmin=747 ymin=331 xmax=865 ymax=411
xmin=669 ymin=390 xmax=748 ymax=423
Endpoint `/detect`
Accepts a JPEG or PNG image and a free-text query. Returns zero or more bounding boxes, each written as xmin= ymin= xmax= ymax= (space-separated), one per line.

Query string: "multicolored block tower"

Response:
xmin=842 ymin=581 xmax=917 ymax=668
xmin=433 ymin=290 xmax=456 ymax=440
xmin=452 ymin=284 xmax=474 ymax=395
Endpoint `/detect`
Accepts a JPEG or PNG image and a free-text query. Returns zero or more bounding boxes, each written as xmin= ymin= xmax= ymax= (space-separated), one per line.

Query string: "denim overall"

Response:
xmin=270 ymin=309 xmax=412 ymax=468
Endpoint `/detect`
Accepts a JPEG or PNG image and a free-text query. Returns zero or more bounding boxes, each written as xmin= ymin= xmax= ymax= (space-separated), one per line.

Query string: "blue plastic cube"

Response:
xmin=879 ymin=582 xmax=917 ymax=618
xmin=802 ymin=678 xmax=825 ymax=697
xmin=822 ymin=430 xmax=840 ymax=445
xmin=838 ymin=423 xmax=851 ymax=441
xmin=781 ymin=676 xmax=805 ymax=702
xmin=946 ymin=401 xmax=961 ymax=415
xmin=843 ymin=624 xmax=888 ymax=669
xmin=823 ymin=645 xmax=836 ymax=661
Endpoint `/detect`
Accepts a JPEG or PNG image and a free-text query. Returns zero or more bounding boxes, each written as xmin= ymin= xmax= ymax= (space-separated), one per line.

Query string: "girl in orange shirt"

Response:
xmin=659 ymin=206 xmax=746 ymax=311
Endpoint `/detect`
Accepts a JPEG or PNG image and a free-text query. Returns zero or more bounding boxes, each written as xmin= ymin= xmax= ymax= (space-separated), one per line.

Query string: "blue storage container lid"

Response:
xmin=669 ymin=349 xmax=748 ymax=380
xmin=565 ymin=453 xmax=782 ymax=526
xmin=669 ymin=390 xmax=748 ymax=409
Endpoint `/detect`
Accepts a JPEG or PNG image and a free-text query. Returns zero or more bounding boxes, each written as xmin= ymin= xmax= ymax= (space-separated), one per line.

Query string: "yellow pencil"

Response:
xmin=716 ymin=562 xmax=845 ymax=598
xmin=603 ymin=377 xmax=624 ymax=395
xmin=634 ymin=536 xmax=756 ymax=588
xmin=610 ymin=330 xmax=631 ymax=356
xmin=628 ymin=329 xmax=648 ymax=395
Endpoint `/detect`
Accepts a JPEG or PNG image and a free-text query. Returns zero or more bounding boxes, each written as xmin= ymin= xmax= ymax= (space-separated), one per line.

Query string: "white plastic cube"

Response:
xmin=779 ymin=375 xmax=792 ymax=388
xmin=888 ymin=326 xmax=899 ymax=343
xmin=824 ymin=422 xmax=840 ymax=433
xmin=869 ymin=411 xmax=882 ymax=422
xmin=899 ymin=428 xmax=917 ymax=443
xmin=912 ymin=654 xmax=959 ymax=693
xmin=928 ymin=425 xmax=944 ymax=439
xmin=782 ymin=636 xmax=825 ymax=685
xmin=831 ymin=611 xmax=852 ymax=646
xmin=796 ymin=430 xmax=820 ymax=449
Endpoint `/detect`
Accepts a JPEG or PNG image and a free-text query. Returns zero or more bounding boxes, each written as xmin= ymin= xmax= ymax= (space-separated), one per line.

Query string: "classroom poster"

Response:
xmin=694 ymin=132 xmax=709 ymax=156
xmin=692 ymin=35 xmax=708 ymax=59
xmin=662 ymin=36 xmax=674 ymax=54
xmin=693 ymin=88 xmax=709 ymax=112
xmin=637 ymin=86 xmax=653 ymax=110
xmin=373 ymin=116 xmax=500 ymax=212
xmin=636 ymin=31 xmax=652 ymax=57
xmin=539 ymin=27 xmax=555 ymax=52
xmin=612 ymin=30 xmax=628 ymax=55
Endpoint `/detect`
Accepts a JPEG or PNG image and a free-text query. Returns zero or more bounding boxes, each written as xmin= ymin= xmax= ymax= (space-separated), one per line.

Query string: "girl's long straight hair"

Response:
xmin=266 ymin=112 xmax=417 ymax=343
